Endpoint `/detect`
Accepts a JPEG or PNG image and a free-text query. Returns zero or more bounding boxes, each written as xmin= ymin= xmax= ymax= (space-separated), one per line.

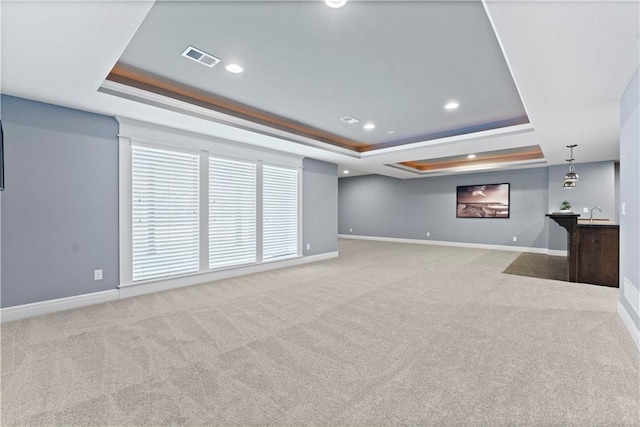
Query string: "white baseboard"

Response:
xmin=0 ymin=290 xmax=120 ymax=323
xmin=119 ymin=251 xmax=339 ymax=298
xmin=547 ymin=249 xmax=568 ymax=257
xmin=623 ymin=277 xmax=639 ymax=315
xmin=1 ymin=252 xmax=339 ymax=322
xmin=618 ymin=302 xmax=640 ymax=351
xmin=338 ymin=234 xmax=550 ymax=254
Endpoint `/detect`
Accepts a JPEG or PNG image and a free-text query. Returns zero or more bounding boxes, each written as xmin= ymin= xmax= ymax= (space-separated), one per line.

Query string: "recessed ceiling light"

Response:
xmin=343 ymin=170 xmax=350 ymax=174
xmin=364 ymin=123 xmax=375 ymax=130
xmin=467 ymin=154 xmax=476 ymax=159
xmin=444 ymin=101 xmax=460 ymax=110
xmin=225 ymin=63 xmax=244 ymax=74
xmin=324 ymin=0 xmax=348 ymax=8
xmin=387 ymin=130 xmax=395 ymax=134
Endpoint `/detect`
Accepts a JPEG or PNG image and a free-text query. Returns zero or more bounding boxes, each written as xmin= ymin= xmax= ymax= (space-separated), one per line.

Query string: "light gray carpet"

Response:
xmin=2 ymin=239 xmax=638 ymax=425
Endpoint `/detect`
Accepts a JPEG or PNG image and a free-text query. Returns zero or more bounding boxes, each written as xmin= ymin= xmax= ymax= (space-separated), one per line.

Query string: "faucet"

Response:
xmin=590 ymin=206 xmax=602 ymax=223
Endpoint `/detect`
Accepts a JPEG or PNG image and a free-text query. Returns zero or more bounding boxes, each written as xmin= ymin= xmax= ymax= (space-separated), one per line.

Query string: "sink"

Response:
xmin=577 ymin=218 xmax=616 ymax=225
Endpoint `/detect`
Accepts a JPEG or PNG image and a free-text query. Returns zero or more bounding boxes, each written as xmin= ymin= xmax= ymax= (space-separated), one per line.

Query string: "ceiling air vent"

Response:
xmin=340 ymin=116 xmax=360 ymax=124
xmin=181 ymin=46 xmax=220 ymax=68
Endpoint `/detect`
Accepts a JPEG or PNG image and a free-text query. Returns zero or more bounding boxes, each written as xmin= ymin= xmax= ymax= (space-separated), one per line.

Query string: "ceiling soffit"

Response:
xmin=391 ymin=145 xmax=546 ymax=175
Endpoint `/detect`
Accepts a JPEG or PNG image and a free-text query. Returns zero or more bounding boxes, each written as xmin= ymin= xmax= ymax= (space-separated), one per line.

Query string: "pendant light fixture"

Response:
xmin=563 ymin=144 xmax=579 ymax=189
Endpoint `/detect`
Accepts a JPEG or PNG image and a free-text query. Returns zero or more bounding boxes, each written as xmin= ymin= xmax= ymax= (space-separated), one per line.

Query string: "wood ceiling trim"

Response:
xmin=106 ymin=64 xmax=530 ymax=155
xmin=106 ymin=63 xmax=366 ymax=151
xmin=400 ymin=148 xmax=544 ymax=171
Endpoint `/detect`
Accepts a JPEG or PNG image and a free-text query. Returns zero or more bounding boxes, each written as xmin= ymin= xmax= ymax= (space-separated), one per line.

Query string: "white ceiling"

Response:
xmin=337 ymin=165 xmax=369 ymax=178
xmin=1 ymin=0 xmax=638 ymax=179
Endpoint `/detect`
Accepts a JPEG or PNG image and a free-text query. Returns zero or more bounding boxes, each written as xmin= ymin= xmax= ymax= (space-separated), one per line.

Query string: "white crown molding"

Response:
xmin=359 ymin=122 xmax=534 ymax=159
xmin=386 ymin=158 xmax=548 ymax=178
xmin=103 ymin=80 xmax=358 ymax=158
xmin=116 ymin=115 xmax=305 ymax=167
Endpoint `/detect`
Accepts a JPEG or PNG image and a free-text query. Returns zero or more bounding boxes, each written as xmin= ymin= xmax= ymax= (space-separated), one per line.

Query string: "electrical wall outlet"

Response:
xmin=512 ymin=236 xmax=517 ymax=242
xmin=622 ymin=202 xmax=626 ymax=215
xmin=306 ymin=243 xmax=310 ymax=251
xmin=583 ymin=207 xmax=589 ymax=213
xmin=349 ymin=228 xmax=353 ymax=233
xmin=427 ymin=232 xmax=430 ymax=237
xmin=94 ymin=269 xmax=103 ymax=281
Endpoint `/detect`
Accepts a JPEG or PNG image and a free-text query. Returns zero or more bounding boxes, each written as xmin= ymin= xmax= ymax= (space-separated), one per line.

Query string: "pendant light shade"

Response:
xmin=563 ymin=145 xmax=579 ymax=189
xmin=564 ymin=166 xmax=579 ymax=182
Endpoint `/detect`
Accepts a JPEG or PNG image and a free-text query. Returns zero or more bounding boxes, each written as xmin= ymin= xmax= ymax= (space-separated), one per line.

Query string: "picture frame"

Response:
xmin=456 ymin=183 xmax=510 ymax=218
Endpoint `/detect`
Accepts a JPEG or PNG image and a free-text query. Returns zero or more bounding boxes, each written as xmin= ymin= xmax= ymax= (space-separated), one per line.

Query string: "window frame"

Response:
xmin=130 ymin=143 xmax=201 ymax=282
xmin=208 ymin=154 xmax=258 ymax=270
xmin=262 ymin=163 xmax=302 ymax=262
xmin=118 ymin=118 xmax=303 ymax=289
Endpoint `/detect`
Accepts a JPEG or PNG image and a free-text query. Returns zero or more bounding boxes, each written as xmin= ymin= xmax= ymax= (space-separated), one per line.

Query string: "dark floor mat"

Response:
xmin=503 ymin=252 xmax=568 ymax=281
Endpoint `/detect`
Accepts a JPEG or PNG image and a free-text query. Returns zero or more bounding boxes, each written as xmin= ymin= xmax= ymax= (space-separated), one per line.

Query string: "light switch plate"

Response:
xmin=94 ymin=269 xmax=103 ymax=281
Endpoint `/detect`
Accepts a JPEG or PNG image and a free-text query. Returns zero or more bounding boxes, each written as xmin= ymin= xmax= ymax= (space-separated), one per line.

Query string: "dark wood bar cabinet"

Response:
xmin=546 ymin=214 xmax=619 ymax=287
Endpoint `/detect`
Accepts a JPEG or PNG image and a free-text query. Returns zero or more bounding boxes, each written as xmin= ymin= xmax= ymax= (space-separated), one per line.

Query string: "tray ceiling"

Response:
xmin=392 ymin=145 xmax=545 ymax=175
xmin=3 ymin=0 xmax=638 ymax=179
xmin=104 ymin=0 xmax=529 ymax=153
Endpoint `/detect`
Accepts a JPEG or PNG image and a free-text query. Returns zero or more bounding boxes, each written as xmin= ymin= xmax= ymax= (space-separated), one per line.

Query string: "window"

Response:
xmin=131 ymin=145 xmax=200 ymax=281
xmin=119 ymin=119 xmax=303 ymax=287
xmin=263 ymin=165 xmax=299 ymax=260
xmin=209 ymin=157 xmax=257 ymax=269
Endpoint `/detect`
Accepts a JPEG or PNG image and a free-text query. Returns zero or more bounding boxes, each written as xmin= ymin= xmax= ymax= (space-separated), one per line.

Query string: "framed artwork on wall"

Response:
xmin=456 ymin=183 xmax=510 ymax=218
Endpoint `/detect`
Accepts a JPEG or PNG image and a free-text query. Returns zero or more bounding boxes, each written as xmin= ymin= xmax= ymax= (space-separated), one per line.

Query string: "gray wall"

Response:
xmin=615 ymin=162 xmax=620 ymax=222
xmin=339 ymin=167 xmax=549 ymax=248
xmin=1 ymin=96 xmax=119 ymax=307
xmin=547 ymin=161 xmax=617 ymax=251
xmin=620 ymin=67 xmax=640 ymax=331
xmin=303 ymin=158 xmax=338 ymax=256
xmin=1 ymin=115 xmax=3 ymax=305
xmin=0 ymin=96 xmax=340 ymax=309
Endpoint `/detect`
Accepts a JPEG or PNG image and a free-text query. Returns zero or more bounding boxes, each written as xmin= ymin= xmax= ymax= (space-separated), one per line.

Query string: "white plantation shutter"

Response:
xmin=209 ymin=157 xmax=257 ymax=269
xmin=132 ymin=144 xmax=200 ymax=281
xmin=263 ymin=165 xmax=299 ymax=260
